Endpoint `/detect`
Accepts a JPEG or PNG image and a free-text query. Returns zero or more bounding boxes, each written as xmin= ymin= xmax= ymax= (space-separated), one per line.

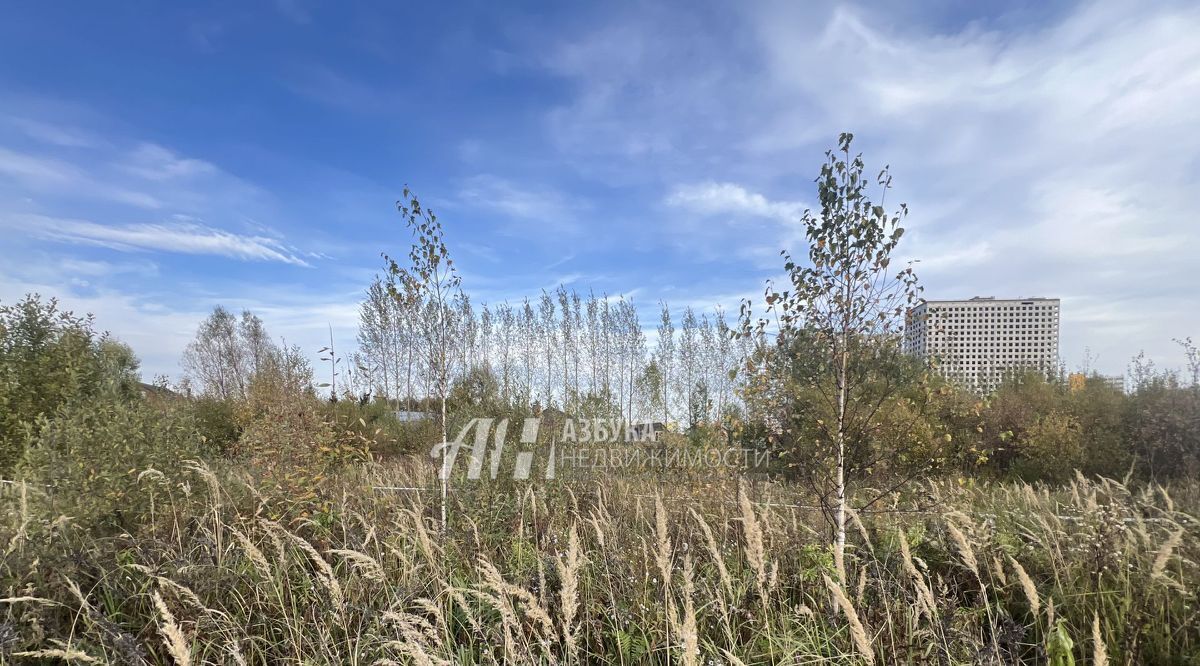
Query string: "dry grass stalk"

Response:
xmin=154 ymin=576 xmax=219 ymax=620
xmin=823 ymin=574 xmax=876 ymax=665
xmin=1093 ymin=613 xmax=1108 ymax=666
xmin=272 ymin=523 xmax=345 ymax=608
xmin=679 ymin=554 xmax=699 ymax=666
xmin=737 ymin=484 xmax=767 ymax=595
xmin=0 ymin=596 xmax=53 ymax=605
xmin=991 ymin=556 xmax=1007 ymax=586
xmin=946 ymin=521 xmax=979 ymax=579
xmin=229 ymin=527 xmax=272 ymax=580
xmin=689 ymin=508 xmax=733 ymax=599
xmin=654 ymin=494 xmax=674 ymax=589
xmin=477 ymin=556 xmax=555 ymax=655
xmin=1007 ymin=555 xmax=1041 ymax=616
xmin=5 ymin=480 xmax=29 ymax=554
xmin=413 ymin=597 xmax=447 ymax=637
xmin=446 ymin=587 xmax=482 ymax=633
xmin=152 ymin=592 xmax=193 ymax=666
xmin=384 ymin=610 xmax=439 ymax=644
xmin=555 ymin=523 xmax=585 ymax=660
xmin=1159 ymin=485 xmax=1175 ymax=513
xmin=328 ymin=548 xmax=386 ymax=583
xmin=227 ymin=640 xmax=248 ymax=666
xmin=855 ymin=563 xmax=868 ymax=607
xmin=1151 ymin=526 xmax=1184 ymax=579
xmin=898 ymin=536 xmax=937 ymax=619
xmin=12 ymin=648 xmax=100 ymax=663
xmin=63 ymin=578 xmax=91 ymax=611
xmin=846 ymin=506 xmax=873 ymax=552
xmin=408 ymin=507 xmax=442 ymax=569
xmin=383 ymin=612 xmax=450 ymax=666
xmin=588 ymin=512 xmax=608 ymax=551
xmin=468 ymin=587 xmax=517 ymax=659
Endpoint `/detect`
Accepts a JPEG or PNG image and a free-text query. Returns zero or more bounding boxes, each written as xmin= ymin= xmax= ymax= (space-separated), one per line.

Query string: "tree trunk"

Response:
xmin=440 ymin=387 xmax=448 ymax=532
xmin=835 ymin=339 xmax=849 ymax=579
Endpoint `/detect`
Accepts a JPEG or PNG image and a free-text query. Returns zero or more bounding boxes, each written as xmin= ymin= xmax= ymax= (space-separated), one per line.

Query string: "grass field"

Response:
xmin=2 ymin=460 xmax=1196 ymax=664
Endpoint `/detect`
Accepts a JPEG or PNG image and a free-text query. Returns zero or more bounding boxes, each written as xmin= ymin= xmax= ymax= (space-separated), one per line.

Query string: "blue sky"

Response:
xmin=1 ymin=0 xmax=1197 ymax=380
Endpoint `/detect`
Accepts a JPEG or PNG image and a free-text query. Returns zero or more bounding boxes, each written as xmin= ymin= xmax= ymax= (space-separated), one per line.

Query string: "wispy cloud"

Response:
xmin=3 ymin=115 xmax=102 ymax=148
xmin=456 ymin=174 xmax=587 ymax=237
xmin=0 ymin=146 xmax=163 ymax=208
xmin=666 ymin=182 xmax=805 ymax=222
xmin=59 ymin=257 xmax=160 ymax=278
xmin=282 ymin=65 xmax=408 ymax=113
xmin=20 ymin=214 xmax=311 ymax=266
xmin=120 ymin=143 xmax=218 ymax=181
xmin=533 ymin=0 xmax=1200 ymax=372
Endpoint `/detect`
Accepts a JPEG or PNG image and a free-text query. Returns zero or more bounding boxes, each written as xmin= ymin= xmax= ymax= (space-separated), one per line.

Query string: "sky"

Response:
xmin=1 ymin=0 xmax=1198 ymax=381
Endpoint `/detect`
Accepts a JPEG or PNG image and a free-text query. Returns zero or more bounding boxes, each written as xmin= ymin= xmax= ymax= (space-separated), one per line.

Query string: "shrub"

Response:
xmin=0 ymin=295 xmax=140 ymax=475
xmin=236 ymin=395 xmax=368 ymax=518
xmin=21 ymin=398 xmax=206 ymax=529
xmin=325 ymin=397 xmax=420 ymax=457
xmin=189 ymin=396 xmax=242 ymax=454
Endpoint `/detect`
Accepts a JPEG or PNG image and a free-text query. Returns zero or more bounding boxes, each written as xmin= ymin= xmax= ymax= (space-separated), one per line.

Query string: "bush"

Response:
xmin=21 ymin=398 xmax=206 ymax=529
xmin=235 ymin=395 xmax=369 ymax=518
xmin=189 ymin=396 xmax=242 ymax=454
xmin=0 ymin=295 xmax=140 ymax=475
xmin=325 ymin=397 xmax=421 ymax=457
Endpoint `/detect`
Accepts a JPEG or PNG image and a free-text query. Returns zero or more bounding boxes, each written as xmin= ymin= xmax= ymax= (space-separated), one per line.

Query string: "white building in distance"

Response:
xmin=904 ymin=297 xmax=1061 ymax=393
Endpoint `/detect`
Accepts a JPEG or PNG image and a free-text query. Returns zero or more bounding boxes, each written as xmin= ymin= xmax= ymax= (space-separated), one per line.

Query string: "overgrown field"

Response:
xmin=2 ymin=462 xmax=1197 ymax=664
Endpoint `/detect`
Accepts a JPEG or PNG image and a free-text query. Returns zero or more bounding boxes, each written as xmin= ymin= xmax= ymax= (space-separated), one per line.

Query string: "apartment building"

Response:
xmin=904 ymin=297 xmax=1061 ymax=393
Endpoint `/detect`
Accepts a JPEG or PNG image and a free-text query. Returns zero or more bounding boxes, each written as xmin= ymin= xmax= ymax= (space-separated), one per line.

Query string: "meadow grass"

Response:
xmin=1 ymin=461 xmax=1197 ymax=664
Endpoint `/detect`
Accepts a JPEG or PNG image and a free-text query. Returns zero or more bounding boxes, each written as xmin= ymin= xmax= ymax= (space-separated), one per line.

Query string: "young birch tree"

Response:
xmin=742 ymin=133 xmax=921 ymax=565
xmin=384 ymin=186 xmax=461 ymax=532
xmin=656 ymin=302 xmax=676 ymax=425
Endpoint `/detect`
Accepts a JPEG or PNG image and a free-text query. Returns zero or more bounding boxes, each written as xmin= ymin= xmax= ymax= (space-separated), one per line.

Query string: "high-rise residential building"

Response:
xmin=903 ymin=297 xmax=1060 ymax=393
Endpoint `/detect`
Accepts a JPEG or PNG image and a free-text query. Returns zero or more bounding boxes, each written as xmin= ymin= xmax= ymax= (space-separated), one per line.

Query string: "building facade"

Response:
xmin=904 ymin=297 xmax=1060 ymax=393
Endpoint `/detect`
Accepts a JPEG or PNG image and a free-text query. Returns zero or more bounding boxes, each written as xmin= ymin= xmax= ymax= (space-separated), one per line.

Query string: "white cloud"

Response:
xmin=0 ymin=275 xmax=203 ymax=381
xmin=454 ymin=175 xmax=591 ymax=245
xmin=0 ymin=273 xmax=362 ymax=383
xmin=17 ymin=214 xmax=311 ymax=266
xmin=4 ymin=116 xmax=101 ymax=148
xmin=58 ymin=257 xmax=159 ymax=278
xmin=0 ymin=146 xmax=164 ymax=208
xmin=666 ymin=182 xmax=805 ymax=222
xmin=121 ymin=143 xmax=218 ymax=181
xmin=535 ymin=0 xmax=1200 ymax=374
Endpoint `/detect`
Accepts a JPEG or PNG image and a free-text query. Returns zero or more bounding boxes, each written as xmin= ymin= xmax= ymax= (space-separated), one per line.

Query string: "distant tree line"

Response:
xmin=352 ymin=281 xmax=748 ymax=428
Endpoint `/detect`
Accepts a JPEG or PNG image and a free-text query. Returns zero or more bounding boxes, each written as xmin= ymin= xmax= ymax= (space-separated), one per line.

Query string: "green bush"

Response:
xmin=0 ymin=295 xmax=140 ymax=475
xmin=189 ymin=396 xmax=242 ymax=454
xmin=21 ymin=398 xmax=207 ymax=529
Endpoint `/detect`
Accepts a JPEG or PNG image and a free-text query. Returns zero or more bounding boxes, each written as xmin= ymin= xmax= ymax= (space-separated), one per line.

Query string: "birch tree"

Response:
xmin=183 ymin=307 xmax=276 ymax=400
xmin=384 ymin=186 xmax=462 ymax=532
xmin=656 ymin=302 xmax=676 ymax=425
xmin=741 ymin=133 xmax=921 ymax=567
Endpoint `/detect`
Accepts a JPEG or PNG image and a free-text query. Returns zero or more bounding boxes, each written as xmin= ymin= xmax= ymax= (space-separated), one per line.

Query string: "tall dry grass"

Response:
xmin=0 ymin=460 xmax=1197 ymax=664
